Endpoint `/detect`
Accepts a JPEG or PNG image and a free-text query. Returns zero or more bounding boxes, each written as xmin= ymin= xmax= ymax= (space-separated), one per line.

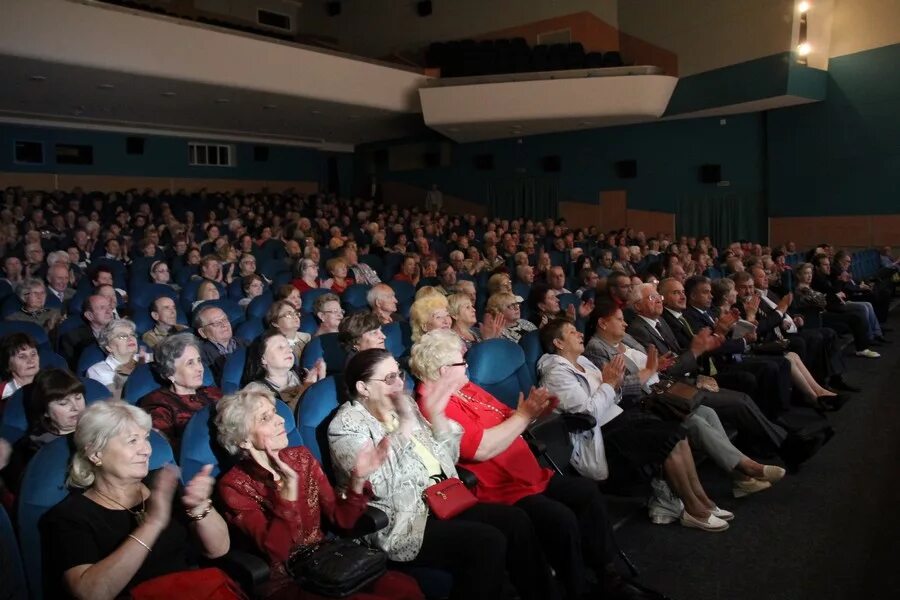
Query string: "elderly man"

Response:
xmin=142 ymin=295 xmax=189 ymax=349
xmin=626 ymin=282 xmax=788 ymax=455
xmin=194 ymin=305 xmax=247 ymax=383
xmin=547 ymin=266 xmax=571 ymax=294
xmin=335 ymin=245 xmax=380 ymax=285
xmin=1 ymin=256 xmax=24 ymax=287
xmin=46 ymin=263 xmax=76 ymax=310
xmin=367 ymin=283 xmax=404 ymax=325
xmin=7 ymin=278 xmax=63 ymax=331
xmin=24 ymin=242 xmax=47 ymax=280
xmin=515 ymin=264 xmax=535 ymax=285
xmin=58 ymin=294 xmax=116 ymax=369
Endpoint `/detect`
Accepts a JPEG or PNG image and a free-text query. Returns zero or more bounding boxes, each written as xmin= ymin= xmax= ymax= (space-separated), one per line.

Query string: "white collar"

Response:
xmin=665 ymin=307 xmax=683 ymax=319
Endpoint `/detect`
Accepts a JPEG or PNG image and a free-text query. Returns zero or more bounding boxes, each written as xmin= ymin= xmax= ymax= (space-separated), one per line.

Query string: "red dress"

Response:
xmin=417 ymin=382 xmax=553 ymax=505
xmin=291 ymin=279 xmax=319 ymax=293
xmin=138 ymin=386 xmax=222 ymax=455
xmin=329 ymin=277 xmax=355 ymax=294
xmin=218 ymin=446 xmax=423 ymax=600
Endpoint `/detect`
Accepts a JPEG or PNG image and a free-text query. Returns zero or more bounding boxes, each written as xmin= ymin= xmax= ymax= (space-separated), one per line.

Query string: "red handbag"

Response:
xmin=422 ymin=476 xmax=478 ymax=519
xmin=129 ymin=567 xmax=247 ymax=600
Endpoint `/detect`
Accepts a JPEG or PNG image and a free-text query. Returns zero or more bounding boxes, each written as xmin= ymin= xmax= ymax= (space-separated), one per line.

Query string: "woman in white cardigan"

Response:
xmin=536 ymin=317 xmax=732 ymax=532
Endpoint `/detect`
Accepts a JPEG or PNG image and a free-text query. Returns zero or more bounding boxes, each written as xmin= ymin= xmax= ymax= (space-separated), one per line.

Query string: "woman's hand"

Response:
xmin=645 ymin=344 xmax=659 ymax=373
xmin=265 ymin=441 xmax=299 ymax=502
xmin=479 ymin=312 xmax=507 ymax=339
xmin=601 ymin=355 xmax=626 ymax=388
xmin=515 ymin=386 xmax=552 ymax=421
xmin=350 ymin=438 xmax=390 ymax=492
xmin=577 ymin=299 xmax=594 ymax=319
xmin=145 ymin=464 xmax=179 ymax=530
xmin=320 ymin=278 xmax=334 ymax=289
xmin=419 ymin=368 xmax=467 ymax=420
xmin=658 ymin=351 xmax=676 ymax=373
xmin=182 ymin=464 xmax=215 ymax=516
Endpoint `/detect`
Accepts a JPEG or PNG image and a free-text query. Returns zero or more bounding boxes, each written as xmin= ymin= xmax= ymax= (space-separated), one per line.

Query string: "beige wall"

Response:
xmin=618 ymin=0 xmax=795 ymax=76
xmin=830 ymin=0 xmax=900 ymax=57
xmin=298 ymin=0 xmax=618 ymax=58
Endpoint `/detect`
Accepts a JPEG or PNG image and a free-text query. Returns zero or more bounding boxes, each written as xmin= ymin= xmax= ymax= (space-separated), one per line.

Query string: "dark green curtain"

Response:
xmin=676 ymin=192 xmax=766 ymax=247
xmin=487 ymin=177 xmax=559 ymax=221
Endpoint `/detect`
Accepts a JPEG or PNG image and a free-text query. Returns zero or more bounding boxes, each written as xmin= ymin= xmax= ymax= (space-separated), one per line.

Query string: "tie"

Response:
xmin=684 ymin=313 xmax=717 ymax=375
xmin=678 ymin=315 xmax=694 ymax=336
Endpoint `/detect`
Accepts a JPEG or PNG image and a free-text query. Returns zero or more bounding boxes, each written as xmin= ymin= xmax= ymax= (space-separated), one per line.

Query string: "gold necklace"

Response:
xmin=455 ymin=389 xmax=508 ymax=420
xmin=93 ymin=487 xmax=147 ymax=526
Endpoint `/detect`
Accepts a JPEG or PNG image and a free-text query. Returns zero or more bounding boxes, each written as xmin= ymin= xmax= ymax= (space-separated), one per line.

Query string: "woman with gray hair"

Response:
xmin=291 ymin=257 xmax=333 ymax=293
xmin=6 ymin=277 xmax=62 ymax=330
xmin=138 ymin=333 xmax=222 ymax=454
xmin=86 ymin=318 xmax=150 ymax=398
xmin=40 ymin=400 xmax=231 ymax=599
xmin=214 ymin=383 xmax=422 ymax=600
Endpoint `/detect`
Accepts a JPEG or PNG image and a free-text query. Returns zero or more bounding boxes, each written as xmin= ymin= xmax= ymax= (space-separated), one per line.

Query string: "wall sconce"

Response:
xmin=797 ymin=2 xmax=810 ymax=65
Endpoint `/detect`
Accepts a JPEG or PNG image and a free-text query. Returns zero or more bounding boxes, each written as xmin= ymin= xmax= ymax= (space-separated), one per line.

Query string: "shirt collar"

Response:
xmin=665 ymin=307 xmax=683 ymax=319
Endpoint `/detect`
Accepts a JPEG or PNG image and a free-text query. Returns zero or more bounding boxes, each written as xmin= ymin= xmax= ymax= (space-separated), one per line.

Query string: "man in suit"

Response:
xmin=194 ymin=305 xmax=247 ymax=384
xmin=629 ymin=282 xmax=788 ymax=453
xmin=746 ymin=267 xmax=856 ymax=391
xmin=680 ymin=276 xmax=793 ymax=418
xmin=58 ymin=294 xmax=115 ymax=370
xmin=811 ymin=254 xmax=879 ymax=357
xmin=46 ymin=263 xmax=76 ymax=314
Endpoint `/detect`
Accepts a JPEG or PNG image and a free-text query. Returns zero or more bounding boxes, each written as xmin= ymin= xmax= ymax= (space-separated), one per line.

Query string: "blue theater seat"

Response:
xmin=466 ymin=338 xmax=535 ymax=409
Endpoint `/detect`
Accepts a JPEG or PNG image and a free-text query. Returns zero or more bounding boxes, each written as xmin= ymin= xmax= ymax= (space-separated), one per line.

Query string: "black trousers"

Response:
xmin=407 ymin=502 xmax=559 ymax=600
xmin=514 ymin=474 xmax=616 ymax=600
xmin=718 ymin=355 xmax=792 ymax=418
xmin=791 ymin=326 xmax=845 ymax=382
xmin=822 ymin=309 xmax=870 ymax=350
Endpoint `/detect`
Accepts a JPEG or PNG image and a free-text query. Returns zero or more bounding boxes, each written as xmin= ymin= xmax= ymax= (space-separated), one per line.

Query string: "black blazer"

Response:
xmin=684 ymin=306 xmax=747 ymax=358
xmin=58 ymin=325 xmax=97 ymax=371
xmin=626 ymin=316 xmax=698 ymax=378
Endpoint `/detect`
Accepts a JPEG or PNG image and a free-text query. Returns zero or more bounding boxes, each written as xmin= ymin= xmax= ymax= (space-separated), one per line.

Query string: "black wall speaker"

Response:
xmin=699 ymin=164 xmax=722 ymax=183
xmin=473 ymin=154 xmax=494 ymax=170
xmin=615 ymin=159 xmax=637 ymax=179
xmin=417 ymin=1 xmax=432 ymax=16
xmin=253 ymin=145 xmax=270 ymax=162
xmin=125 ymin=136 xmax=145 ymax=155
xmin=542 ymin=155 xmax=562 ymax=172
xmin=326 ymin=1 xmax=341 ymax=17
xmin=423 ymin=151 xmax=440 ymax=167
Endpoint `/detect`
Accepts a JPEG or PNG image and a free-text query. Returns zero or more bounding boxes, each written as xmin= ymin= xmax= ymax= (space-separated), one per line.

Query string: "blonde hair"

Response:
xmin=409 ymin=294 xmax=449 ymax=343
xmin=486 ymin=273 xmax=511 ymax=296
xmin=410 ymin=329 xmax=463 ymax=382
xmin=68 ymin=401 xmax=152 ymax=488
xmin=446 ymin=293 xmax=473 ymax=321
xmin=414 ymin=286 xmax=442 ymax=300
xmin=486 ymin=291 xmax=519 ymax=316
xmin=215 ymin=383 xmax=277 ymax=456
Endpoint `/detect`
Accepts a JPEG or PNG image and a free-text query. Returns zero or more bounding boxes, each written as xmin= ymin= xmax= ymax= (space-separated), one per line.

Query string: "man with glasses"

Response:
xmin=8 ymin=278 xmax=62 ymax=331
xmin=142 ymin=295 xmax=188 ymax=349
xmin=194 ymin=305 xmax=246 ymax=383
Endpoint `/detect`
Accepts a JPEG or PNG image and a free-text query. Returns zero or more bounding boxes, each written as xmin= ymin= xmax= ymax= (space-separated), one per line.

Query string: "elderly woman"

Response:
xmin=329 ymin=348 xmax=559 ymax=600
xmin=87 ymin=319 xmax=149 ymax=398
xmin=40 ymin=401 xmax=232 ymax=600
xmin=486 ymin=292 xmax=536 ymax=344
xmin=191 ymin=279 xmax=220 ymax=310
xmin=486 ymin=272 xmax=512 ymax=297
xmin=240 ymin=330 xmax=324 ymax=412
xmin=291 ymin=258 xmax=332 ymax=293
xmin=0 ymin=332 xmax=40 ymax=404
xmin=1 ymin=369 xmax=87 ymax=500
xmin=447 ymin=293 xmax=505 ymax=352
xmin=582 ymin=300 xmax=784 ymax=500
xmin=313 ymin=293 xmax=344 ymax=337
xmin=536 ymin=319 xmax=731 ymax=532
xmin=7 ymin=278 xmax=62 ymax=331
xmin=149 ymin=260 xmax=181 ymax=291
xmin=326 ymin=257 xmax=354 ymax=294
xmin=215 ymin=383 xmax=422 ymax=600
xmin=408 ymin=330 xmax=660 ymax=600
xmin=238 ymin=273 xmax=265 ymax=308
xmin=409 ymin=293 xmax=452 ymax=343
xmin=266 ymin=299 xmax=312 ymax=361
xmin=138 ymin=333 xmax=222 ymax=454
xmin=338 ymin=312 xmax=387 ymax=357
xmin=274 ymin=284 xmax=303 ymax=311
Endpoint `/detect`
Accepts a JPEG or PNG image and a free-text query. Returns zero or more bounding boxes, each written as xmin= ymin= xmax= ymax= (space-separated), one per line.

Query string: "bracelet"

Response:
xmin=128 ymin=534 xmax=152 ymax=552
xmin=186 ymin=499 xmax=213 ymax=521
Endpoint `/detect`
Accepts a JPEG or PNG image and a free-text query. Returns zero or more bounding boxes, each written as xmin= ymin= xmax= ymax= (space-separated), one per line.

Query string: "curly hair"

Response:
xmin=409 ymin=294 xmax=449 ymax=343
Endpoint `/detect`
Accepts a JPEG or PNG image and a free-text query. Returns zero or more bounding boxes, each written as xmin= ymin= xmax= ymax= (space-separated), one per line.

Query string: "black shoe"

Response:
xmin=830 ymin=377 xmax=861 ymax=393
xmin=813 ymin=394 xmax=848 ymax=412
xmin=875 ymin=335 xmax=891 ymax=344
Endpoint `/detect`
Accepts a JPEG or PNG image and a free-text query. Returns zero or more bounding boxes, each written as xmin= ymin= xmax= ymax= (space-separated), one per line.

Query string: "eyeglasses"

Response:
xmin=321 ymin=309 xmax=344 ymax=316
xmin=648 ymin=294 xmax=663 ymax=302
xmin=114 ymin=333 xmax=136 ymax=340
xmin=204 ymin=318 xmax=230 ymax=329
xmin=278 ymin=311 xmax=299 ymax=320
xmin=369 ymin=371 xmax=406 ymax=385
xmin=446 ymin=361 xmax=468 ymax=368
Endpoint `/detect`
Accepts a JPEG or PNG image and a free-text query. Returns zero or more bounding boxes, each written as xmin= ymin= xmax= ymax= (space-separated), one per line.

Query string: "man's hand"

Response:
xmin=776 ymin=293 xmax=793 ymax=314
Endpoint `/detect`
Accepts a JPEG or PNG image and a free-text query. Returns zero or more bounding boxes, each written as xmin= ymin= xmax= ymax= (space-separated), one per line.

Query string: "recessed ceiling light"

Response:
xmin=161 ymin=91 xmax=176 ymax=97
xmin=215 ymin=98 xmax=231 ymax=104
xmin=29 ymin=75 xmax=47 ymax=81
xmin=97 ymin=83 xmax=115 ymax=90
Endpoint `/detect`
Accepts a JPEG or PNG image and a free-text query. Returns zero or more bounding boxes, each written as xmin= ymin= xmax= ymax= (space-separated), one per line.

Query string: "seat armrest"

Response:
xmin=561 ymin=412 xmax=596 ymax=433
xmin=338 ymin=506 xmax=389 ymax=537
xmin=210 ymin=549 xmax=270 ymax=591
xmin=456 ymin=466 xmax=479 ymax=489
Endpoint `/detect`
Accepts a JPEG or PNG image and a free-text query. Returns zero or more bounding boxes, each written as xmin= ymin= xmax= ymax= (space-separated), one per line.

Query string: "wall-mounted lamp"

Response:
xmin=798 ymin=1 xmax=810 ymax=13
xmin=797 ymin=2 xmax=810 ymax=64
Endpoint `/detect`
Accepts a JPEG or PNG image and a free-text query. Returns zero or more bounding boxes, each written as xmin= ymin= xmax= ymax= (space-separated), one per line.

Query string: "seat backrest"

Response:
xmin=0 ymin=388 xmax=27 ymax=444
xmin=0 ymin=504 xmax=26 ymax=599
xmin=122 ymin=362 xmax=162 ymax=404
xmin=0 ymin=320 xmax=50 ymax=349
xmin=180 ymin=399 xmax=300 ymax=482
xmin=466 ymin=338 xmax=535 ymax=409
xmin=519 ymin=329 xmax=543 ymax=382
xmin=300 ymin=288 xmax=331 ymax=314
xmin=38 ymin=348 xmax=66 ymax=370
xmin=17 ymin=431 xmax=174 ymax=599
xmin=234 ymin=318 xmax=264 ymax=344
xmin=296 ymin=376 xmax=339 ymax=467
xmin=80 ymin=377 xmax=113 ymax=404
xmin=220 ymin=346 xmax=248 ymax=394
xmin=341 ymin=284 xmax=372 ymax=314
xmin=246 ymin=292 xmax=273 ymax=320
xmin=130 ymin=283 xmax=179 ymax=309
xmin=300 ymin=333 xmax=346 ymax=375
xmin=383 ymin=321 xmax=411 ymax=359
xmin=76 ymin=343 xmax=105 ymax=376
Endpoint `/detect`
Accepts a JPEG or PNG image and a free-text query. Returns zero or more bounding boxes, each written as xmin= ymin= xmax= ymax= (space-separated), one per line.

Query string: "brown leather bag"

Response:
xmin=642 ymin=380 xmax=701 ymax=422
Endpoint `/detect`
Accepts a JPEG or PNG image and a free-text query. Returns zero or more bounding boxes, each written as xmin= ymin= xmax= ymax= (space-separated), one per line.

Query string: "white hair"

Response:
xmin=68 ymin=401 xmax=152 ymax=488
xmin=215 ymin=383 xmax=276 ymax=456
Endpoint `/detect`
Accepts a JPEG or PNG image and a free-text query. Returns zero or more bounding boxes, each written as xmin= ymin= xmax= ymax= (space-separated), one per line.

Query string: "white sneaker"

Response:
xmin=648 ymin=478 xmax=684 ymax=525
xmin=855 ymin=349 xmax=881 ymax=358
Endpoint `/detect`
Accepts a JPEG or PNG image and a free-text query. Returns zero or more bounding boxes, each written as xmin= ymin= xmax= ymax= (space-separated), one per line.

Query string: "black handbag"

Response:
xmin=285 ymin=538 xmax=387 ymax=598
xmin=642 ymin=380 xmax=701 ymax=422
xmin=752 ymin=339 xmax=790 ymax=355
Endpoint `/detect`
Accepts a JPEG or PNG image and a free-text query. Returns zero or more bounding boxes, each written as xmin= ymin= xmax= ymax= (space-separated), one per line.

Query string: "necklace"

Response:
xmin=93 ymin=487 xmax=147 ymax=526
xmin=455 ymin=389 xmax=508 ymax=420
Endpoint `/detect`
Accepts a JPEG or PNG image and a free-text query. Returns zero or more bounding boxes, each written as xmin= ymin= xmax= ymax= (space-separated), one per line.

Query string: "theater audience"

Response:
xmin=486 ymin=291 xmax=536 ymax=343
xmin=7 ymin=278 xmax=62 ymax=332
xmin=142 ymin=296 xmax=188 ymax=350
xmin=240 ymin=330 xmax=324 ymax=411
xmin=194 ymin=305 xmax=247 ymax=382
xmin=368 ymin=283 xmax=403 ymax=325
xmin=447 ymin=293 xmax=504 ymax=352
xmin=313 ymin=292 xmax=344 ymax=337
xmin=0 ymin=332 xmax=40 ymax=404
xmin=291 ymin=258 xmax=331 ymax=293
xmin=265 ymin=299 xmax=311 ymax=361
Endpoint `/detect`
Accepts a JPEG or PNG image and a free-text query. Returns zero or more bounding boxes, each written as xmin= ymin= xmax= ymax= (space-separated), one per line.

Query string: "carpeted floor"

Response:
xmin=613 ymin=320 xmax=900 ymax=600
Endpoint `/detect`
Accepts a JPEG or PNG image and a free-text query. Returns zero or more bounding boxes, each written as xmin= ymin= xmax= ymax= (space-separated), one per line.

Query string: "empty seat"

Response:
xmin=466 ymin=339 xmax=535 ymax=409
